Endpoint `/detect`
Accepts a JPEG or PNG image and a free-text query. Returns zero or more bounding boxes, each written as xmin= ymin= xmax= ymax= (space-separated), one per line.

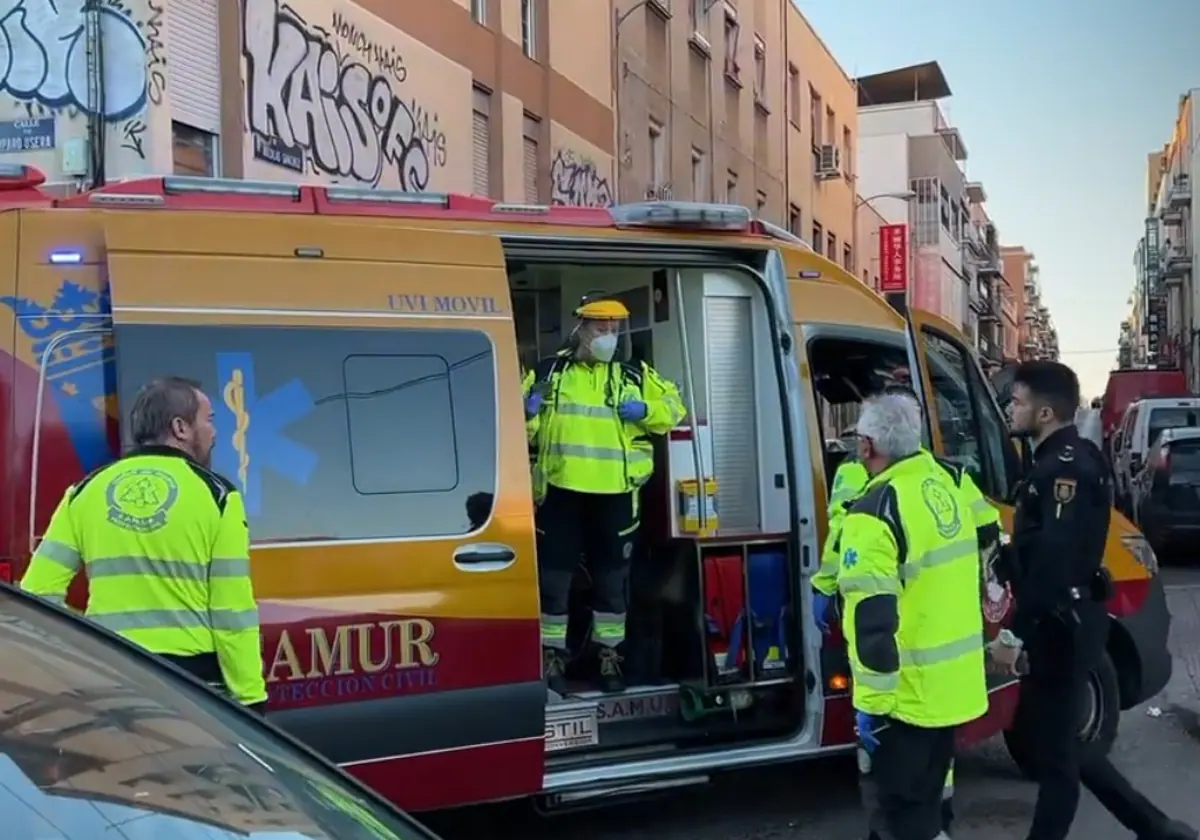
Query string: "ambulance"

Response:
xmin=0 ymin=164 xmax=1171 ymax=812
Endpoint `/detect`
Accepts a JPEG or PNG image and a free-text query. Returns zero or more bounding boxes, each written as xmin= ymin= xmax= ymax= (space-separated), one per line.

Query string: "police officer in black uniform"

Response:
xmin=992 ymin=361 xmax=1195 ymax=840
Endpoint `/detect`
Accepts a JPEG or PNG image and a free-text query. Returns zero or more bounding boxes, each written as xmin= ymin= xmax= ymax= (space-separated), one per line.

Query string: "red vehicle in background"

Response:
xmin=1101 ymin=369 xmax=1189 ymax=445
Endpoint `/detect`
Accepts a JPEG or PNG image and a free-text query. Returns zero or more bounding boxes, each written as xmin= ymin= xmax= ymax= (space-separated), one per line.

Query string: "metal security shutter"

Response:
xmin=472 ymin=111 xmax=490 ymax=196
xmin=523 ymin=138 xmax=539 ymax=203
xmin=705 ymin=296 xmax=761 ymax=533
xmin=168 ymin=0 xmax=221 ymax=133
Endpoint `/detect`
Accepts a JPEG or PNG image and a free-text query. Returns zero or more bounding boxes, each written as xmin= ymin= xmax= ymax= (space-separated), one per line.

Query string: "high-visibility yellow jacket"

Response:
xmin=836 ymin=451 xmax=988 ymax=727
xmin=523 ymin=354 xmax=686 ymax=500
xmin=813 ymin=451 xmax=1000 ymax=596
xmin=20 ymin=446 xmax=267 ymax=705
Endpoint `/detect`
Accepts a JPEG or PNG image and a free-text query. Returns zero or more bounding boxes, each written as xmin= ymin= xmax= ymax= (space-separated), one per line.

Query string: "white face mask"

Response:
xmin=589 ymin=332 xmax=618 ymax=362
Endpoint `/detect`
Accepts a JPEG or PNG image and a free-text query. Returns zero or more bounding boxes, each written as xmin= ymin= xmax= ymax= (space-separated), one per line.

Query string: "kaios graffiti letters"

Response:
xmin=243 ymin=0 xmax=448 ymax=190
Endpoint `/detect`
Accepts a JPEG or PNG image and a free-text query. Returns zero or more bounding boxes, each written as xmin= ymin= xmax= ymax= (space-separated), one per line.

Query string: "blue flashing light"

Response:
xmin=49 ymin=250 xmax=83 ymax=265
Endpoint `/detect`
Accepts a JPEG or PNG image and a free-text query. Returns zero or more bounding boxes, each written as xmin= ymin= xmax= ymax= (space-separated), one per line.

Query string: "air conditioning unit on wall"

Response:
xmin=816 ymin=144 xmax=840 ymax=180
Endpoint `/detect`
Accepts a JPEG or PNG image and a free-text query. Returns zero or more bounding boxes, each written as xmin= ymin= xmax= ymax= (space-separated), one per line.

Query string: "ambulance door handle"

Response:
xmin=453 ymin=543 xmax=517 ymax=572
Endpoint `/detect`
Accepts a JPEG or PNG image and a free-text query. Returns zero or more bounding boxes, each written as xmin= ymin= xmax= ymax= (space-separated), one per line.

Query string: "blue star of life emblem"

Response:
xmin=842 ymin=547 xmax=859 ymax=569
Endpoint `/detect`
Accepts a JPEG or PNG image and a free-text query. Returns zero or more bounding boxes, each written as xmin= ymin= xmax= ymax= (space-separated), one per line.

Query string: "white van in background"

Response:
xmin=1114 ymin=397 xmax=1200 ymax=511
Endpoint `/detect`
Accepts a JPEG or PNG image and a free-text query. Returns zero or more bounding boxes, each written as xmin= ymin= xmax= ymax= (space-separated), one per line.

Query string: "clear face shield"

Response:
xmin=571 ymin=298 xmax=632 ymax=364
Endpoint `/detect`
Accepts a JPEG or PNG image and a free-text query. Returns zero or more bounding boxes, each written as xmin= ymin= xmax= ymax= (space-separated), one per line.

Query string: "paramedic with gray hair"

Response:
xmin=838 ymin=395 xmax=989 ymax=840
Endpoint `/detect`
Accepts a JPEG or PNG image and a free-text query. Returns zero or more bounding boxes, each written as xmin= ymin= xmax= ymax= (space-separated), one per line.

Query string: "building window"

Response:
xmin=470 ymin=0 xmax=485 ymax=24
xmin=172 ymin=122 xmax=218 ymax=176
xmin=827 ymin=231 xmax=837 ymax=260
xmin=843 ymin=243 xmax=853 ymax=270
xmin=788 ymin=64 xmax=801 ymax=127
xmin=940 ymin=183 xmax=951 ymax=230
xmin=825 ymin=107 xmax=835 ymax=151
xmin=812 ymin=220 xmax=823 ymax=251
xmin=115 ymin=324 xmax=498 ymax=541
xmin=788 ymin=204 xmax=801 ymax=237
xmin=691 ymin=147 xmax=707 ymax=201
xmin=753 ymin=36 xmax=767 ymax=107
xmin=809 ymin=86 xmax=822 ymax=144
xmin=521 ymin=0 xmax=536 ymax=59
xmin=726 ymin=170 xmax=738 ymax=204
xmin=842 ymin=126 xmax=853 ymax=180
xmin=722 ymin=9 xmax=740 ymax=81
xmin=523 ymin=114 xmax=540 ymax=202
xmin=755 ymin=190 xmax=767 ymax=217
xmin=471 ymin=86 xmax=491 ymax=197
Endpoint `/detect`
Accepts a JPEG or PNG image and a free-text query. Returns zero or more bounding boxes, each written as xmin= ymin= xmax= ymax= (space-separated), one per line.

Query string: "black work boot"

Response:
xmin=543 ymin=647 xmax=568 ymax=696
xmin=1142 ymin=820 xmax=1199 ymax=840
xmin=597 ymin=646 xmax=626 ymax=693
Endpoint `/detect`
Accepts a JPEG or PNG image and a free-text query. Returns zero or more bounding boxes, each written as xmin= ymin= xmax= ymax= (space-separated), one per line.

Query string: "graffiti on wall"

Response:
xmin=0 ymin=0 xmax=150 ymax=121
xmin=243 ymin=0 xmax=448 ymax=190
xmin=550 ymin=149 xmax=613 ymax=207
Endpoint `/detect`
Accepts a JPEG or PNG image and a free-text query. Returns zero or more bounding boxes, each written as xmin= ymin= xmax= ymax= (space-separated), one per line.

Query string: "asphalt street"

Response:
xmin=424 ymin=564 xmax=1200 ymax=840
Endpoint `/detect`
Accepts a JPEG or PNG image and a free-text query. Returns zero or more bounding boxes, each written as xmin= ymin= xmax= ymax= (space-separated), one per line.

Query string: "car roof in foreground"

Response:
xmin=0 ymin=582 xmax=435 ymax=840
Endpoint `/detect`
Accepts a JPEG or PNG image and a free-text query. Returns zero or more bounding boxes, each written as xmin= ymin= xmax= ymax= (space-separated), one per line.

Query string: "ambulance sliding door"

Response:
xmin=101 ymin=210 xmax=545 ymax=811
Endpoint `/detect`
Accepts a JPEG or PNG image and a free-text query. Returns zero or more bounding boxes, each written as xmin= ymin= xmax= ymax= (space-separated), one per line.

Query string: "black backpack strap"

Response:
xmin=533 ymin=355 xmax=569 ymax=389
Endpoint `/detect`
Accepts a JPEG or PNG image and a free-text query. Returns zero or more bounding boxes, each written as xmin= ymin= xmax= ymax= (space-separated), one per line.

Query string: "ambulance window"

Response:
xmin=922 ymin=329 xmax=1009 ymax=500
xmin=113 ymin=325 xmax=496 ymax=542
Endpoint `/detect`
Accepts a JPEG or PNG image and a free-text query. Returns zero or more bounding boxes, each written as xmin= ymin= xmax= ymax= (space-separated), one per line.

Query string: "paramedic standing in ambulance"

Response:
xmin=21 ymin=376 xmax=268 ymax=712
xmin=524 ymin=297 xmax=686 ymax=694
xmin=838 ymin=394 xmax=988 ymax=840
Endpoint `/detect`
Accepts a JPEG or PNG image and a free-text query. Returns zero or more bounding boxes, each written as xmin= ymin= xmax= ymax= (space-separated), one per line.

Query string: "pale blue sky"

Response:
xmin=797 ymin=0 xmax=1200 ymax=398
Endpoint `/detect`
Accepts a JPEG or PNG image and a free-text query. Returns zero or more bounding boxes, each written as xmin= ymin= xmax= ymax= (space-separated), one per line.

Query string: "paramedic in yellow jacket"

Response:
xmin=837 ymin=394 xmax=988 ymax=840
xmin=21 ymin=376 xmax=268 ymax=712
xmin=524 ymin=297 xmax=686 ymax=693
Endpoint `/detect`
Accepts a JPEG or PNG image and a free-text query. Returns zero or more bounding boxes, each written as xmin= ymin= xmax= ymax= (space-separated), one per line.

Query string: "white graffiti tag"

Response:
xmin=242 ymin=0 xmax=447 ymax=190
xmin=0 ymin=0 xmax=148 ymax=120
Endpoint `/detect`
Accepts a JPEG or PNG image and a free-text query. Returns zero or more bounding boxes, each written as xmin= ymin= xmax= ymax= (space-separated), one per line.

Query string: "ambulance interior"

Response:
xmin=509 ymin=260 xmax=805 ymax=756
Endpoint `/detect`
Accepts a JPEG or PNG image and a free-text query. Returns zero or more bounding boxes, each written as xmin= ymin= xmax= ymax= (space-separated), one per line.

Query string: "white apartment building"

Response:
xmin=855 ymin=62 xmax=978 ymax=342
xmin=1145 ymin=91 xmax=1196 ymax=381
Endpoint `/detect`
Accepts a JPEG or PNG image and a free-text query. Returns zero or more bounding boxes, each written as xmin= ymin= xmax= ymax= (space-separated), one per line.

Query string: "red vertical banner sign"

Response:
xmin=879 ymin=224 xmax=909 ymax=293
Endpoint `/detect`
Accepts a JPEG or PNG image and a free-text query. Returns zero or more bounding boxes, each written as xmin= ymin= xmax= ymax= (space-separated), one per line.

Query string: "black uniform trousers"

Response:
xmin=1024 ymin=608 xmax=1173 ymax=840
xmin=863 ymin=718 xmax=956 ymax=840
xmin=536 ymin=486 xmax=638 ymax=638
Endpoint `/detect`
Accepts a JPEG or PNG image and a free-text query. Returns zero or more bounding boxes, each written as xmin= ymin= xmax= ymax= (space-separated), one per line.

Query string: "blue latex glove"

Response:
xmin=525 ymin=391 xmax=543 ymax=419
xmin=855 ymin=711 xmax=882 ymax=753
xmin=812 ymin=591 xmax=833 ymax=634
xmin=618 ymin=400 xmax=648 ymax=422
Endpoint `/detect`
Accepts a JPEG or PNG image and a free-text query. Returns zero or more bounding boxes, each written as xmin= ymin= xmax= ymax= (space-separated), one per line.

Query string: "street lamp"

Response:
xmin=852 ymin=189 xmax=916 ymax=275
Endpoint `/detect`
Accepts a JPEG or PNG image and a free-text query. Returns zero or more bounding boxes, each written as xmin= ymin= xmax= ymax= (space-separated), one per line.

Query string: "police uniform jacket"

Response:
xmin=1009 ymin=426 xmax=1111 ymax=670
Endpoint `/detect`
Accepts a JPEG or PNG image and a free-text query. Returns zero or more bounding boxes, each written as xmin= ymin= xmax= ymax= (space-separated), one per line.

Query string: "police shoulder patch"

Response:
xmin=1053 ymin=477 xmax=1077 ymax=504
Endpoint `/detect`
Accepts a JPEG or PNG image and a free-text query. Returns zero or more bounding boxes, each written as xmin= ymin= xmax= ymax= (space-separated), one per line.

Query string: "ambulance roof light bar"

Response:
xmin=163 ymin=175 xmax=302 ymax=199
xmin=610 ymin=201 xmax=754 ymax=232
xmin=324 ymin=185 xmax=449 ymax=207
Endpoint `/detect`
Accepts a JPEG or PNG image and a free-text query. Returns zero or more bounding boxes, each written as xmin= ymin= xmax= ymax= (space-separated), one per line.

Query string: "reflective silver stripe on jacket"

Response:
xmin=34 ymin=539 xmax=82 ymax=572
xmin=92 ymin=607 xmax=259 ymax=633
xmin=852 ymin=632 xmax=983 ymax=689
xmin=86 ymin=555 xmax=251 ymax=583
